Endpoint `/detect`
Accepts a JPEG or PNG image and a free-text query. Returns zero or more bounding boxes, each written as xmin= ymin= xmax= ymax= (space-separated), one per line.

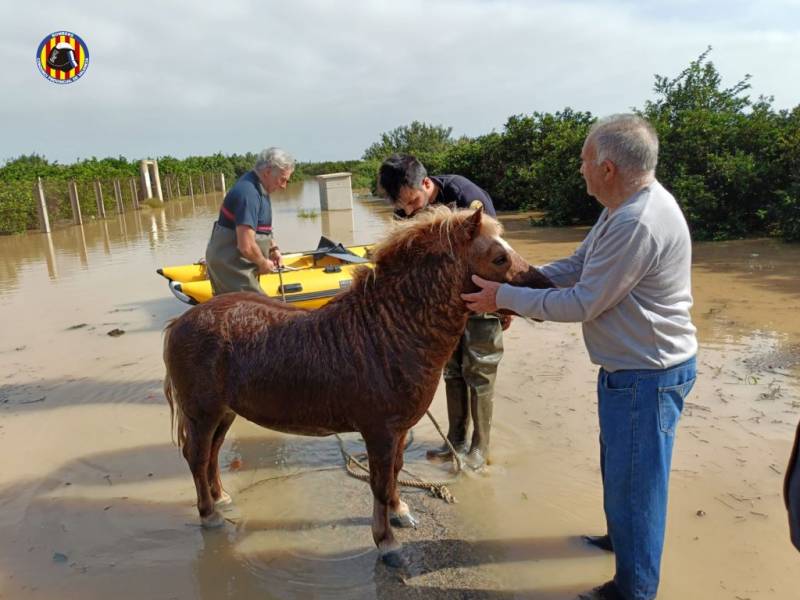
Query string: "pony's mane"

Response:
xmin=371 ymin=206 xmax=503 ymax=266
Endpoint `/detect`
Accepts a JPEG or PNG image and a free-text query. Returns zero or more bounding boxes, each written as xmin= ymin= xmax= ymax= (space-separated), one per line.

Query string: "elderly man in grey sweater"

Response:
xmin=464 ymin=114 xmax=697 ymax=600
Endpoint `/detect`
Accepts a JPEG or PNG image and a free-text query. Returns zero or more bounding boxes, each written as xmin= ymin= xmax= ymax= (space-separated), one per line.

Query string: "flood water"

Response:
xmin=1 ymin=182 xmax=798 ymax=599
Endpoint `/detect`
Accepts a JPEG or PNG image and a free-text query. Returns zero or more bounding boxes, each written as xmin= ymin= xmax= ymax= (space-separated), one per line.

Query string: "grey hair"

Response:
xmin=254 ymin=147 xmax=296 ymax=174
xmin=588 ymin=114 xmax=659 ymax=176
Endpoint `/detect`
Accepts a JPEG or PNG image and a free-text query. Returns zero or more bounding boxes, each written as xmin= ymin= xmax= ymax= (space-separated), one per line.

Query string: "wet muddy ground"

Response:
xmin=1 ymin=185 xmax=798 ymax=599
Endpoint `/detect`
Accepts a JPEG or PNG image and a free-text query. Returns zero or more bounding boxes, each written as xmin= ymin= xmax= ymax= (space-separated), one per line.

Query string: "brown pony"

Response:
xmin=163 ymin=207 xmax=552 ymax=565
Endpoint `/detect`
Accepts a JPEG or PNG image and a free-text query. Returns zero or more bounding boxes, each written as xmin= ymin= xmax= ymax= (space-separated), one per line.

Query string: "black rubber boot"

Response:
xmin=576 ymin=580 xmax=624 ymax=600
xmin=426 ymin=379 xmax=470 ymax=461
xmin=465 ymin=389 xmax=493 ymax=470
xmin=582 ymin=534 xmax=614 ymax=552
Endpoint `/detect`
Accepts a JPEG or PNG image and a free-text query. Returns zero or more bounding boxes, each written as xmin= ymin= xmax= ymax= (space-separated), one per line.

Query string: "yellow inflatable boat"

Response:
xmin=157 ymin=243 xmax=373 ymax=284
xmin=158 ymin=238 xmax=374 ymax=309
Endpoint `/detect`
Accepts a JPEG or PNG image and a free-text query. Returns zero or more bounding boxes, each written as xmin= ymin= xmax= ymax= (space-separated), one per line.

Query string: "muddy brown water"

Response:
xmin=1 ymin=183 xmax=798 ymax=599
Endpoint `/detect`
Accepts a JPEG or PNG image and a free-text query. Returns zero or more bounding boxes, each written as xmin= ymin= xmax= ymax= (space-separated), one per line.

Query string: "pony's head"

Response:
xmin=371 ymin=206 xmax=550 ymax=293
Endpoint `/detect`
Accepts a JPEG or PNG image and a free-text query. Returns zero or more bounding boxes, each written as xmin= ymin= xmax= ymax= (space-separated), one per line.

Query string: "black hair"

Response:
xmin=377 ymin=154 xmax=427 ymax=202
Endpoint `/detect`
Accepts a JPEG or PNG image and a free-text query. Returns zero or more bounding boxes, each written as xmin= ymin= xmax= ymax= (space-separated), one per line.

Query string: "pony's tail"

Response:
xmin=163 ymin=319 xmax=187 ymax=449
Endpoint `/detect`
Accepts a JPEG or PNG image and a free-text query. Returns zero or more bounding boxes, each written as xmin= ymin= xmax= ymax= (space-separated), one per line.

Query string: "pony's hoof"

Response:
xmin=390 ymin=511 xmax=418 ymax=529
xmin=214 ymin=491 xmax=233 ymax=506
xmin=380 ymin=549 xmax=407 ymax=569
xmin=201 ymin=510 xmax=226 ymax=528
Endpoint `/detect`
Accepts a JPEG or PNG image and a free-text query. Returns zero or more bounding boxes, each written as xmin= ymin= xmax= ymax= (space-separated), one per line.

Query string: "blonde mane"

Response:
xmin=371 ymin=206 xmax=503 ymax=265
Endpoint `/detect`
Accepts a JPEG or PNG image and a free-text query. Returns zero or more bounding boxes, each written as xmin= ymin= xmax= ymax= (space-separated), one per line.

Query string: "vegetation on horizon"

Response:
xmin=1 ymin=49 xmax=798 ymax=240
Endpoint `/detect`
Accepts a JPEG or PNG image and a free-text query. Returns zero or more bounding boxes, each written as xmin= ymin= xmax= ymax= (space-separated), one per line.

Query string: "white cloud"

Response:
xmin=1 ymin=0 xmax=798 ymax=164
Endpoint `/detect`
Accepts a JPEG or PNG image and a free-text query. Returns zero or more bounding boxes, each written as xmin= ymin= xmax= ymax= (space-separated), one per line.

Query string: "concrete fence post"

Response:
xmin=94 ymin=180 xmax=106 ymax=218
xmin=129 ymin=178 xmax=140 ymax=210
xmin=68 ymin=180 xmax=83 ymax=225
xmin=113 ymin=179 xmax=123 ymax=212
xmin=35 ymin=177 xmax=51 ymax=233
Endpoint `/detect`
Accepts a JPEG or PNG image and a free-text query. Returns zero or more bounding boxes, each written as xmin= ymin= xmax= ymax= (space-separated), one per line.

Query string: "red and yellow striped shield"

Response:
xmin=36 ymin=31 xmax=90 ymax=84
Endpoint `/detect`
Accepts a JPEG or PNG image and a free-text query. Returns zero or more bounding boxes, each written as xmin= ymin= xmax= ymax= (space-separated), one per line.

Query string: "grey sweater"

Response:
xmin=497 ymin=181 xmax=697 ymax=372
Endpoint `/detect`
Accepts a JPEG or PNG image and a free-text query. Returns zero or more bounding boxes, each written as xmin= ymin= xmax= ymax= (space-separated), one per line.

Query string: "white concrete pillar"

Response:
xmin=316 ymin=173 xmax=354 ymax=211
xmin=140 ymin=161 xmax=153 ymax=199
xmin=150 ymin=161 xmax=163 ymax=201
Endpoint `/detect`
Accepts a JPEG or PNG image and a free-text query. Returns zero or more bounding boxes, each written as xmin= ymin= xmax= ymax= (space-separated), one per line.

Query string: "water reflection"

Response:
xmin=149 ymin=212 xmax=160 ymax=247
xmin=321 ymin=210 xmax=355 ymax=245
xmin=116 ymin=212 xmax=128 ymax=243
xmin=101 ymin=221 xmax=111 ymax=256
xmin=76 ymin=224 xmax=89 ymax=267
xmin=42 ymin=232 xmax=57 ymax=279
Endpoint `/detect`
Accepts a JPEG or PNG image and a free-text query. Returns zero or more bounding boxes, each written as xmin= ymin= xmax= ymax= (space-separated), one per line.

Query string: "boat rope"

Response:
xmin=276 ymin=265 xmax=287 ymax=302
xmin=334 ymin=409 xmax=462 ymax=504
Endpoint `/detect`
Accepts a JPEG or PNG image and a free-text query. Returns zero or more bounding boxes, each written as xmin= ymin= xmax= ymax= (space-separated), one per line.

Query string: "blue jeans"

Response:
xmin=597 ymin=356 xmax=696 ymax=600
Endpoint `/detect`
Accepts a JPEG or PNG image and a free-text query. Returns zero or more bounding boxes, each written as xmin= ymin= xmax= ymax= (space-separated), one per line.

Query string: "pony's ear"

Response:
xmin=462 ymin=205 xmax=483 ymax=240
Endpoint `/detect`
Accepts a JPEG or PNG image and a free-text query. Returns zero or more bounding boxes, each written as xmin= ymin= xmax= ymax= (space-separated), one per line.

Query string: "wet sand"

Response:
xmin=0 ymin=191 xmax=798 ymax=599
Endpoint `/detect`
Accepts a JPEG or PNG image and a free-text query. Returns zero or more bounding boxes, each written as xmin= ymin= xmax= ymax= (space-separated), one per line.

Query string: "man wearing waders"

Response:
xmin=378 ymin=153 xmax=508 ymax=470
xmin=205 ymin=148 xmax=295 ymax=295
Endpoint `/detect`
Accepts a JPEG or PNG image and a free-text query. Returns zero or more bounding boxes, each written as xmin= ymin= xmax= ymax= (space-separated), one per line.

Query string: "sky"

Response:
xmin=2 ymin=0 xmax=799 ymax=165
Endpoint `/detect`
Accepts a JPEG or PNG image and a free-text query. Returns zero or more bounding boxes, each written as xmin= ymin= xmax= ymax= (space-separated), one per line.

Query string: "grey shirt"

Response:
xmin=497 ymin=180 xmax=697 ymax=372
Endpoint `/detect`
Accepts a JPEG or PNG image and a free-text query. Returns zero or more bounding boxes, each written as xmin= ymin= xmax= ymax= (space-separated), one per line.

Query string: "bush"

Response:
xmin=643 ymin=47 xmax=799 ymax=240
xmin=0 ymin=181 xmax=36 ymax=234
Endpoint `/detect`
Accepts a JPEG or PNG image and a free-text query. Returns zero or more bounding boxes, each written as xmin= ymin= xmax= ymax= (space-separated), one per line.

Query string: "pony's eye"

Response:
xmin=492 ymin=254 xmax=508 ymax=266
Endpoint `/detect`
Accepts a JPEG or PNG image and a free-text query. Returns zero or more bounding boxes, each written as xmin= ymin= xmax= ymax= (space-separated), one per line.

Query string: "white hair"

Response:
xmin=588 ymin=114 xmax=659 ymax=176
xmin=254 ymin=147 xmax=295 ymax=174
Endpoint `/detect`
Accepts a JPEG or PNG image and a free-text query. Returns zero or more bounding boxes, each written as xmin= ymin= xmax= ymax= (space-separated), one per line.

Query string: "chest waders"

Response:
xmin=205 ymin=223 xmax=273 ymax=295
xmin=426 ymin=313 xmax=503 ymax=470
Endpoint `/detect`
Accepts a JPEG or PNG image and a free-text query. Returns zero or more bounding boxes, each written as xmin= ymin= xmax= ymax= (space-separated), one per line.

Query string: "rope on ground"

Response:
xmin=425 ymin=409 xmax=463 ymax=474
xmin=334 ymin=409 xmax=462 ymax=504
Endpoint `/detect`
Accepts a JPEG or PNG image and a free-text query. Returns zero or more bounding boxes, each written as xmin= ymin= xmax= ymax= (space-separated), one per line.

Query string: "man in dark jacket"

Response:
xmin=378 ymin=153 xmax=507 ymax=470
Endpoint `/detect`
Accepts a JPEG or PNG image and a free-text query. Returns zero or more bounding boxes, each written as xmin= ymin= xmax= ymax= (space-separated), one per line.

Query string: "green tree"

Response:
xmin=0 ymin=154 xmax=60 ymax=180
xmin=514 ymin=109 xmax=596 ymax=224
xmin=362 ymin=120 xmax=454 ymax=170
xmin=772 ymin=105 xmax=800 ymax=240
xmin=442 ymin=109 xmax=595 ymax=220
xmin=642 ymin=47 xmax=790 ymax=240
